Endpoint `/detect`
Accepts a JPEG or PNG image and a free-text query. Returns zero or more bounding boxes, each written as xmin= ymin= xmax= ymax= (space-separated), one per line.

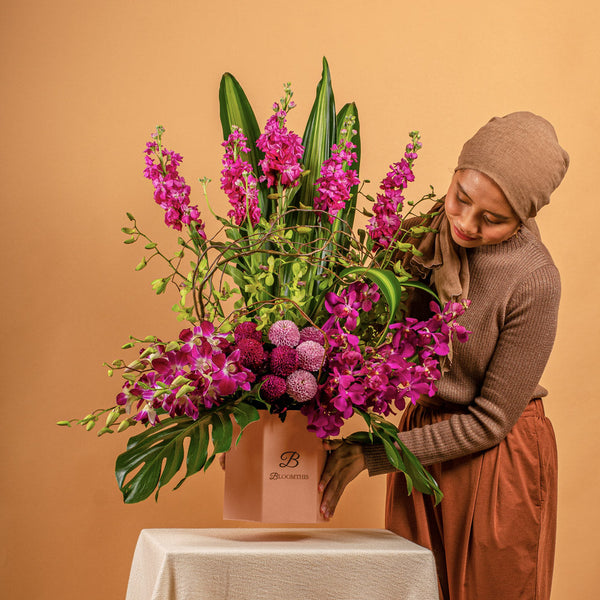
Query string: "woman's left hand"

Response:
xmin=319 ymin=439 xmax=366 ymax=520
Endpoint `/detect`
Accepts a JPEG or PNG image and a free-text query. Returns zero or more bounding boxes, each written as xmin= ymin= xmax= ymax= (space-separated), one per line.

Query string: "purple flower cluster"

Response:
xmin=220 ymin=128 xmax=261 ymax=227
xmin=256 ymin=106 xmax=304 ymax=188
xmin=314 ymin=140 xmax=360 ymax=223
xmin=301 ymin=282 xmax=471 ymax=438
xmin=263 ymin=320 xmax=325 ymax=403
xmin=116 ymin=322 xmax=254 ymax=425
xmin=213 ymin=319 xmax=327 ymax=407
xmin=143 ymin=128 xmax=206 ymax=236
xmin=366 ymin=137 xmax=422 ymax=249
xmin=323 ymin=282 xmax=380 ymax=330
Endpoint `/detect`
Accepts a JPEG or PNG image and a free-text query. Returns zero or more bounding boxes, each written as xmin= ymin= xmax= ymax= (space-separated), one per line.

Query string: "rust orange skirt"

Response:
xmin=386 ymin=398 xmax=557 ymax=600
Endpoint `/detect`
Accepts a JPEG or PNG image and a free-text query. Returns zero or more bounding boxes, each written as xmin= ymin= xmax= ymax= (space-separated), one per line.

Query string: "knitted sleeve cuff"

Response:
xmin=363 ymin=443 xmax=397 ymax=476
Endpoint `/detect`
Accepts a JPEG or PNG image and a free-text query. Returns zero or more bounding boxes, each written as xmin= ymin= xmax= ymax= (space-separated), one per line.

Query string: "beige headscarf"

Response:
xmin=405 ymin=111 xmax=570 ymax=305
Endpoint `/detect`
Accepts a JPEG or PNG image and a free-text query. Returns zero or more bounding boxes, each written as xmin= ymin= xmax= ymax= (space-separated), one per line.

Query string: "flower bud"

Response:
xmin=172 ymin=375 xmax=190 ymax=387
xmin=86 ymin=420 xmax=96 ymax=431
xmin=56 ymin=420 xmax=71 ymax=427
xmin=106 ymin=409 xmax=120 ymax=426
xmin=117 ymin=420 xmax=131 ymax=433
xmin=176 ymin=384 xmax=196 ymax=399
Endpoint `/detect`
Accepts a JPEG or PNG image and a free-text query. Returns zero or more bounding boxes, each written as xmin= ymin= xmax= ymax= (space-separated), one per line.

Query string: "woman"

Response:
xmin=319 ymin=112 xmax=569 ymax=600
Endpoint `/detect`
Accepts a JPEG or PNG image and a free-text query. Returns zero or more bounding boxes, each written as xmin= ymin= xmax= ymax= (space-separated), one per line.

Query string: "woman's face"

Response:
xmin=445 ymin=169 xmax=521 ymax=248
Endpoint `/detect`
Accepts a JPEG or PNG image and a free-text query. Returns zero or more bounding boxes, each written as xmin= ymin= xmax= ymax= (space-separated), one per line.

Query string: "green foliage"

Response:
xmin=115 ymin=402 xmax=260 ymax=503
xmin=349 ymin=408 xmax=443 ymax=504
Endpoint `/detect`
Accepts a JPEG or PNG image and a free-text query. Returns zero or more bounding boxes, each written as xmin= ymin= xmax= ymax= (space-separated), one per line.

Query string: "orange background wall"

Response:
xmin=1 ymin=1 xmax=598 ymax=598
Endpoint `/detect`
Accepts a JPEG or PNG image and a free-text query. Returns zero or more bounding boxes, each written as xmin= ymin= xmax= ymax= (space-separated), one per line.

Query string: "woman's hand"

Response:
xmin=319 ymin=439 xmax=366 ymax=520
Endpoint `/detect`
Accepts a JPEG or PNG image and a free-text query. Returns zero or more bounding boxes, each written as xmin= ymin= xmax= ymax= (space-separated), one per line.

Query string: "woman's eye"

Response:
xmin=483 ymin=215 xmax=500 ymax=225
xmin=457 ymin=195 xmax=468 ymax=205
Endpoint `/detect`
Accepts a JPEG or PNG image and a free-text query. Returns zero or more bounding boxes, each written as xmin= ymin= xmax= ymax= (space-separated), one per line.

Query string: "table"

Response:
xmin=125 ymin=528 xmax=439 ymax=600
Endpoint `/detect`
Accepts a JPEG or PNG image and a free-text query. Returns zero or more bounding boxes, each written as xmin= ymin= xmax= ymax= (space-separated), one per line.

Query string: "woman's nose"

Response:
xmin=461 ymin=209 xmax=479 ymax=234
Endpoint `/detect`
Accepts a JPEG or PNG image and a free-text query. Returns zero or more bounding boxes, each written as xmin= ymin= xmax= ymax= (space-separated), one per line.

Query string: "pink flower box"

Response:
xmin=223 ymin=411 xmax=327 ymax=523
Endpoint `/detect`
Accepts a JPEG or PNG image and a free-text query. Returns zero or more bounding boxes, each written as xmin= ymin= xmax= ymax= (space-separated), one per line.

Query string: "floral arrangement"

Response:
xmin=59 ymin=59 xmax=469 ymax=504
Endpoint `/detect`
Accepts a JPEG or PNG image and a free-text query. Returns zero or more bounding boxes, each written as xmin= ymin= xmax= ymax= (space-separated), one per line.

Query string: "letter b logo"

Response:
xmin=279 ymin=451 xmax=300 ymax=468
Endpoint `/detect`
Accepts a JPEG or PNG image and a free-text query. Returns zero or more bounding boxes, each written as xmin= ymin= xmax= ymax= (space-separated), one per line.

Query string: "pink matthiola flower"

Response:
xmin=314 ymin=141 xmax=360 ymax=223
xmin=220 ymin=127 xmax=261 ymax=226
xmin=366 ymin=133 xmax=422 ymax=248
xmin=256 ymin=104 xmax=304 ymax=189
xmin=143 ymin=127 xmax=206 ymax=237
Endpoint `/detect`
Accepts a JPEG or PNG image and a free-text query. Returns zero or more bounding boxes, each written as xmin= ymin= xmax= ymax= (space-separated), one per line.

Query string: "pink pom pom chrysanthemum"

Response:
xmin=268 ymin=320 xmax=300 ymax=347
xmin=286 ymin=369 xmax=318 ymax=403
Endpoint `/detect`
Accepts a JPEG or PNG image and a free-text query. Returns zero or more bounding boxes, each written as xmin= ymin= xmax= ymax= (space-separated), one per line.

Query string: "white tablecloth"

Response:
xmin=126 ymin=528 xmax=439 ymax=600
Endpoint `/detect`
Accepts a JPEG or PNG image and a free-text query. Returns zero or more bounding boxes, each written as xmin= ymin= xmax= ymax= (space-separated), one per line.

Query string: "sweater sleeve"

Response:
xmin=364 ymin=263 xmax=560 ymax=473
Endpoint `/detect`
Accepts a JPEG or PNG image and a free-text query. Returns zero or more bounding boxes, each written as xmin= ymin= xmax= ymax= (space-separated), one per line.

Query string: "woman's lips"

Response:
xmin=453 ymin=225 xmax=478 ymax=242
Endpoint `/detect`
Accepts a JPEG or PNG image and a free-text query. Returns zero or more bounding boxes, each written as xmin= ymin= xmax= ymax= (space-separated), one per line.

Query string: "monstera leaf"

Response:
xmin=115 ymin=402 xmax=260 ymax=503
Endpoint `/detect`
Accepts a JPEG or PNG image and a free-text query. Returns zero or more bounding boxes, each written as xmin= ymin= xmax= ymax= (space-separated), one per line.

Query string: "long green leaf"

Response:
xmin=284 ymin=57 xmax=337 ymax=312
xmin=401 ymin=280 xmax=441 ymax=305
xmin=219 ymin=73 xmax=268 ymax=213
xmin=396 ymin=438 xmax=443 ymax=504
xmin=295 ymin=57 xmax=336 ymax=214
xmin=352 ymin=407 xmax=443 ymax=504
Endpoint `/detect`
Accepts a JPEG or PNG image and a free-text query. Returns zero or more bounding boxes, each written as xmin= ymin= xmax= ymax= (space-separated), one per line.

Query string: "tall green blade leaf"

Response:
xmin=288 ymin=57 xmax=336 ymax=311
xmin=219 ymin=73 xmax=268 ymax=213
xmin=296 ymin=57 xmax=336 ymax=213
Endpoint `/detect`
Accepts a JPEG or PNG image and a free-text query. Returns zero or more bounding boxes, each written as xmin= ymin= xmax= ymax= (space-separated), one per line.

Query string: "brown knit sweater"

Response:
xmin=364 ymin=225 xmax=560 ymax=472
